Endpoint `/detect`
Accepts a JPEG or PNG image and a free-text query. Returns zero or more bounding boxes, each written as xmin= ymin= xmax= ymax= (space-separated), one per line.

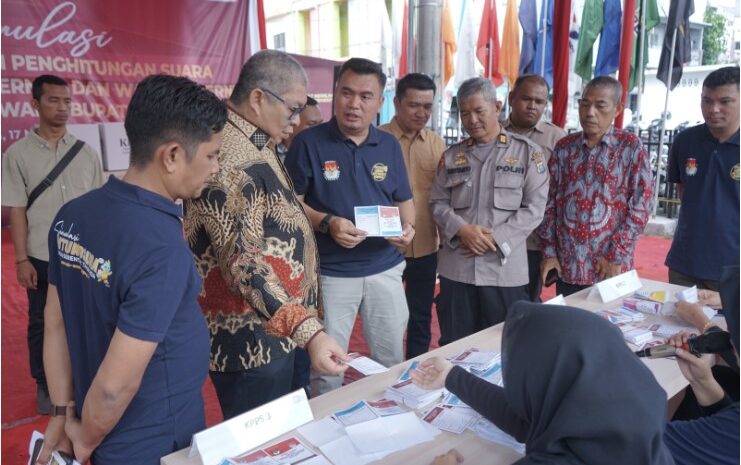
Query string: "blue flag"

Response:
xmin=595 ymin=0 xmax=622 ymax=76
xmin=533 ymin=0 xmax=553 ymax=87
xmin=518 ymin=0 xmax=537 ymax=74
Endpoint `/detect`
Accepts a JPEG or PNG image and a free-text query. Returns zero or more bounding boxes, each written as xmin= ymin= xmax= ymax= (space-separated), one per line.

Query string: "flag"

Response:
xmin=476 ymin=0 xmax=503 ymax=86
xmin=628 ymin=0 xmax=660 ymax=91
xmin=518 ymin=0 xmax=537 ymax=74
xmin=455 ymin=0 xmax=477 ymax=87
xmin=595 ymin=0 xmax=622 ymax=76
xmin=381 ymin=1 xmax=394 ymax=80
xmin=568 ymin=9 xmax=581 ymax=94
xmin=442 ymin=0 xmax=457 ymax=85
xmin=392 ymin=0 xmax=406 ymax=76
xmin=657 ymin=0 xmax=694 ymax=90
xmin=574 ymin=0 xmax=603 ymax=82
xmin=553 ymin=0 xmax=572 ymax=127
xmin=616 ymin=0 xmax=636 ymax=129
xmin=500 ymin=0 xmax=521 ymax=87
xmin=247 ymin=0 xmax=267 ymax=55
xmin=399 ymin=1 xmax=410 ymax=76
xmin=533 ymin=0 xmax=554 ymax=87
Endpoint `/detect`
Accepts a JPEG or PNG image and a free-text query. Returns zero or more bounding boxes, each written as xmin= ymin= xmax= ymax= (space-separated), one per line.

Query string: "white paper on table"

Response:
xmin=347 ymin=353 xmax=388 ymax=375
xmin=333 ymin=401 xmax=379 ymax=427
xmin=421 ymin=405 xmax=479 ymax=434
xmin=319 ymin=435 xmax=387 ymax=465
xmin=544 ymin=294 xmax=566 ymax=305
xmin=297 ymin=416 xmax=345 ymax=448
xmin=344 ymin=411 xmax=437 ymax=454
xmin=469 ymin=418 xmax=526 ymax=455
xmin=588 ymin=270 xmax=642 ymax=303
xmin=300 ymin=456 xmax=333 ymax=465
xmin=676 ymin=286 xmax=698 ymax=303
xmin=353 ymin=206 xmax=402 ymax=237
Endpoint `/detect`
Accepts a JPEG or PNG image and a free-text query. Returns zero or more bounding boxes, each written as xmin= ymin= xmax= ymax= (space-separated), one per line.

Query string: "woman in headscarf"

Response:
xmin=412 ymin=300 xmax=675 ymax=465
xmin=663 ymin=265 xmax=740 ymax=465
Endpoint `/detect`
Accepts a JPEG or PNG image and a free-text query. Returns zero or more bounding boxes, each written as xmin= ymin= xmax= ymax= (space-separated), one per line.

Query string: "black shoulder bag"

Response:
xmin=26 ymin=140 xmax=85 ymax=210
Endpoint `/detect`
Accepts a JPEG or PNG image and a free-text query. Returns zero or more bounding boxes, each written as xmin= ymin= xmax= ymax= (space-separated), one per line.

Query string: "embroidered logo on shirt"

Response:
xmin=453 ymin=152 xmax=468 ymax=166
xmin=530 ymin=151 xmax=546 ymax=174
xmin=371 ymin=163 xmax=388 ymax=181
xmin=504 ymin=156 xmax=519 ymax=165
xmin=495 ymin=165 xmax=525 ymax=175
xmin=53 ymin=221 xmax=113 ymax=287
xmin=732 ymin=164 xmax=740 ymax=181
xmin=323 ymin=160 xmax=340 ymax=181
xmin=685 ymin=158 xmax=698 ymax=176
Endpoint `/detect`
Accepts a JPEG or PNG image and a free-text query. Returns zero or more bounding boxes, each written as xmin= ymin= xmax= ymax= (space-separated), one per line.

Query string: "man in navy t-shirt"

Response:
xmin=286 ymin=58 xmax=416 ymax=395
xmin=665 ymin=66 xmax=740 ymax=290
xmin=37 ymin=75 xmax=226 ymax=465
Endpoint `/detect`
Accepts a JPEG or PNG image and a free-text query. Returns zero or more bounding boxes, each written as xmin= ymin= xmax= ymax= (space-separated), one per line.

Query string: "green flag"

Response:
xmin=574 ymin=0 xmax=603 ymax=82
xmin=628 ymin=0 xmax=660 ymax=91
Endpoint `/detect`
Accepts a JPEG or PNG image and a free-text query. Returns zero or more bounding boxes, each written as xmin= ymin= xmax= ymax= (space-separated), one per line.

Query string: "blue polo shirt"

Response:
xmin=665 ymin=124 xmax=740 ymax=281
xmin=286 ymin=118 xmax=413 ymax=277
xmin=47 ymin=176 xmax=209 ymax=465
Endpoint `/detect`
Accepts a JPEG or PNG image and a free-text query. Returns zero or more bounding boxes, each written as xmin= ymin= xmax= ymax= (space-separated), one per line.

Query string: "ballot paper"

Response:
xmin=647 ymin=320 xmax=696 ymax=339
xmin=622 ymin=297 xmax=663 ymax=315
xmin=354 ymin=205 xmax=403 ymax=237
xmin=469 ymin=418 xmax=526 ymax=455
xmin=397 ymin=360 xmax=420 ymax=382
xmin=421 ymin=404 xmax=480 ymax=434
xmin=676 ymin=286 xmax=698 ymax=303
xmin=634 ymin=289 xmax=668 ymax=303
xmin=346 ymin=353 xmax=388 ymax=375
xmin=224 ymin=437 xmax=318 ymax=465
xmin=344 ymin=411 xmax=438 ymax=454
xmin=448 ymin=348 xmax=500 ymax=373
xmin=333 ymin=401 xmax=379 ymax=427
xmin=366 ymin=398 xmax=408 ymax=417
xmin=297 ymin=417 xmax=345 ymax=448
xmin=617 ymin=323 xmax=655 ymax=345
xmin=596 ymin=306 xmax=646 ymax=324
xmin=384 ymin=378 xmax=444 ymax=409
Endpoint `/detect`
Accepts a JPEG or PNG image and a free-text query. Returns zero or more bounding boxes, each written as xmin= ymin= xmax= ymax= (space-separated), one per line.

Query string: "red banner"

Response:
xmin=1 ymin=0 xmax=340 ymax=152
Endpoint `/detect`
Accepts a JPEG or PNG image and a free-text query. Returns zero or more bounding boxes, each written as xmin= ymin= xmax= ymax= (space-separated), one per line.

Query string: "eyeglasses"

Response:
xmin=260 ymin=87 xmax=306 ymax=120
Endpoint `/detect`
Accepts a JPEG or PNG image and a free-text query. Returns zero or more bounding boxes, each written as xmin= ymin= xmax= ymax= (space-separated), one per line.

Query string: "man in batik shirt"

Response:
xmin=185 ymin=51 xmax=347 ymax=419
xmin=538 ymin=76 xmax=653 ymax=296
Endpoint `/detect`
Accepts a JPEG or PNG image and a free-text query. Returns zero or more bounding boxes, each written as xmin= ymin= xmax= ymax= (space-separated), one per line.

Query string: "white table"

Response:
xmin=162 ymin=278 xmax=695 ymax=465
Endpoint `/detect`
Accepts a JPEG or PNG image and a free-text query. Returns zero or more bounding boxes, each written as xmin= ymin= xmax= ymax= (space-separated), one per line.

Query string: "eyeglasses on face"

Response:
xmin=260 ymin=87 xmax=306 ymax=120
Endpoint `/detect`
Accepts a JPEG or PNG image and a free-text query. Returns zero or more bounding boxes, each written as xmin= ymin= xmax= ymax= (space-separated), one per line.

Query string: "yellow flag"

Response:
xmin=500 ymin=0 xmax=520 ymax=87
xmin=442 ymin=0 xmax=457 ymax=85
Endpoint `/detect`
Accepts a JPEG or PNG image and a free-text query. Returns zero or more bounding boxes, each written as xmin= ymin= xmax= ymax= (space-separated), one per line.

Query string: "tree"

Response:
xmin=702 ymin=7 xmax=726 ymax=65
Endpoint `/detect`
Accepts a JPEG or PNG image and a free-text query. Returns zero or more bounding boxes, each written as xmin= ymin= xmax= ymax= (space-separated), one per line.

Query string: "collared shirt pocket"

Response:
xmin=444 ymin=174 xmax=473 ymax=209
xmin=492 ymin=175 xmax=523 ymax=211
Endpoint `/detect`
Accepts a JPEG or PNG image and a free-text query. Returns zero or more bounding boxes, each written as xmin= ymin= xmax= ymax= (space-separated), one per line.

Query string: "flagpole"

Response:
xmin=540 ymin=0 xmax=549 ymax=77
xmin=634 ymin=0 xmax=647 ymax=128
xmin=653 ymin=26 xmax=677 ymax=217
xmin=488 ymin=0 xmax=494 ymax=82
xmin=408 ymin=0 xmax=415 ymax=73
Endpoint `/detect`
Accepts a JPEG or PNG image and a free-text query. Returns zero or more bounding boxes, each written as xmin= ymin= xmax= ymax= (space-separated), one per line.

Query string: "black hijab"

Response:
xmin=501 ymin=301 xmax=675 ymax=465
xmin=720 ymin=265 xmax=740 ymax=352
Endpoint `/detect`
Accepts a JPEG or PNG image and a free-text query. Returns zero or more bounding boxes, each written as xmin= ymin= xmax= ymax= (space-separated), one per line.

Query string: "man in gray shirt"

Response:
xmin=430 ymin=77 xmax=548 ymax=344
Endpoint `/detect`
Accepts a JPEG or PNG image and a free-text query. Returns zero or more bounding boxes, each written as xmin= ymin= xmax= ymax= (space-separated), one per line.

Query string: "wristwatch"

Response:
xmin=318 ymin=214 xmax=334 ymax=234
xmin=50 ymin=405 xmax=67 ymax=417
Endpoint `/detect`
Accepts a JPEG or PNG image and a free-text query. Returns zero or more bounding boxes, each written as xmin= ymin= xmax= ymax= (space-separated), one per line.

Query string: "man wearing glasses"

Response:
xmin=538 ymin=76 xmax=653 ymax=296
xmin=184 ymin=50 xmax=348 ymax=419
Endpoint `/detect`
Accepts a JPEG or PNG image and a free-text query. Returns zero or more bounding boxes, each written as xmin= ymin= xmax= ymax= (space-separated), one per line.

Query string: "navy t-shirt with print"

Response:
xmin=286 ymin=118 xmax=413 ymax=277
xmin=47 ymin=176 xmax=209 ymax=465
xmin=665 ymin=124 xmax=740 ymax=281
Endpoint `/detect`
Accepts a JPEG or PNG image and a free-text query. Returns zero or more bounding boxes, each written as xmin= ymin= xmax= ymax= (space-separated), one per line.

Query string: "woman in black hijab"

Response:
xmin=412 ymin=301 xmax=675 ymax=465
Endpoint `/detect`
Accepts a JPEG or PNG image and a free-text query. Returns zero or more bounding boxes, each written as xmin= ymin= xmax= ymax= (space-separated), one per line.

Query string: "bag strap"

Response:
xmin=27 ymin=140 xmax=86 ymax=210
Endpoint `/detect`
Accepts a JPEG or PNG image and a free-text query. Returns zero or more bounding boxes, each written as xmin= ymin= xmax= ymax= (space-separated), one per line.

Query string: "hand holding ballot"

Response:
xmin=306 ymin=331 xmax=351 ymax=376
xmin=386 ymin=223 xmax=415 ymax=250
xmin=409 ymin=357 xmax=454 ymax=390
xmin=329 ymin=216 xmax=367 ymax=249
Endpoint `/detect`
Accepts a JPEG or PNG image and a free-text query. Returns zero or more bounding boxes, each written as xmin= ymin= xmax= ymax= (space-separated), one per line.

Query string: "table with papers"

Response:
xmin=162 ymin=278 xmax=704 ymax=465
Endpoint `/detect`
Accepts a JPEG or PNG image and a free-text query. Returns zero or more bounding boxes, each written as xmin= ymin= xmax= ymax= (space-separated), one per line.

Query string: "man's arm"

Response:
xmin=490 ymin=146 xmax=549 ymax=260
xmin=295 ymin=194 xmax=366 ymax=249
xmin=537 ymin=150 xmax=562 ymax=283
xmin=38 ymin=285 xmax=73 ymax=464
xmin=65 ymin=329 xmax=157 ymax=463
xmin=604 ymin=141 xmax=653 ymax=269
xmin=9 ymin=206 xmax=37 ymax=289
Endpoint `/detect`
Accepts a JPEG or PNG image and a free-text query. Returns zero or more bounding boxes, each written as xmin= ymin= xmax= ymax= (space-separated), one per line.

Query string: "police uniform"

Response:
xmin=502 ymin=118 xmax=566 ymax=301
xmin=430 ymin=129 xmax=549 ymax=344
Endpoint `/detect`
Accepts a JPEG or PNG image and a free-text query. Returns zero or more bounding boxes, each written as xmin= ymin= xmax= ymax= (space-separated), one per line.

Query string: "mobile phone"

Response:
xmin=29 ymin=437 xmax=43 ymax=465
xmin=544 ymin=268 xmax=559 ymax=287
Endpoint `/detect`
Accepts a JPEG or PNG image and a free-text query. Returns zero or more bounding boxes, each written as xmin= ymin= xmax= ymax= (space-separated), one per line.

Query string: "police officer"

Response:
xmin=430 ymin=77 xmax=549 ymax=345
xmin=502 ymin=74 xmax=566 ymax=302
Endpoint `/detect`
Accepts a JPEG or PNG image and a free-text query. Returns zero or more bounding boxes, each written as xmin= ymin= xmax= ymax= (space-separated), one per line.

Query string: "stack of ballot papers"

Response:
xmin=447 ymin=348 xmax=500 ymax=374
xmin=596 ymin=306 xmax=646 ymax=324
xmin=220 ymin=437 xmax=330 ymax=465
xmin=384 ymin=361 xmax=444 ymax=408
xmin=616 ymin=323 xmax=655 ymax=345
xmin=331 ymin=399 xmax=409 ymax=427
xmin=297 ymin=412 xmax=439 ymax=465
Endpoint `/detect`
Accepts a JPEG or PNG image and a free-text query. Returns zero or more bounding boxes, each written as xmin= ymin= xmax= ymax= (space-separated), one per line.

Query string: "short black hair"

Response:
xmin=125 ymin=74 xmax=227 ymax=168
xmin=395 ymin=73 xmax=436 ymax=100
xmin=704 ymin=66 xmax=740 ymax=90
xmin=306 ymin=96 xmax=318 ymax=106
xmin=511 ymin=74 xmax=550 ymax=95
xmin=32 ymin=75 xmax=67 ymax=100
xmin=337 ymin=58 xmax=387 ymax=91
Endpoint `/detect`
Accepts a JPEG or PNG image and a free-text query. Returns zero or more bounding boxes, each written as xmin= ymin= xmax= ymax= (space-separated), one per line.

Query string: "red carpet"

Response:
xmin=1 ymin=228 xmax=672 ymax=463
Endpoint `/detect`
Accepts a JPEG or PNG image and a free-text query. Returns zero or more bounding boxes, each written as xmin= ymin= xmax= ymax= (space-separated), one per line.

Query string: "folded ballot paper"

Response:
xmin=221 ymin=437 xmax=330 ymax=465
xmin=345 ymin=353 xmax=388 ymax=376
xmin=383 ymin=361 xmax=444 ymax=409
xmin=447 ymin=348 xmax=500 ymax=374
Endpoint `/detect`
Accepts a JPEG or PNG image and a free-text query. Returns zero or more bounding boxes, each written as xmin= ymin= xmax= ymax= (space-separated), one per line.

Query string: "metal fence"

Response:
xmin=439 ymin=125 xmax=683 ymax=219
